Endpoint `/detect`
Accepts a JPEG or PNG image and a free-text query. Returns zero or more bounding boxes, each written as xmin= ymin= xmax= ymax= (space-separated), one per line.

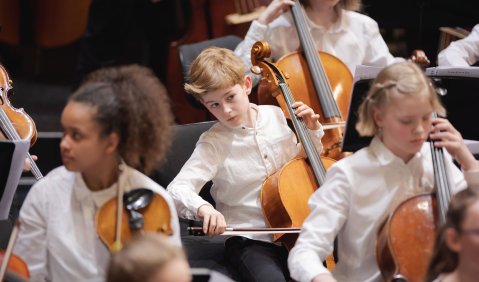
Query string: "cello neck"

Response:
xmin=251 ymin=40 xmax=328 ymax=185
xmin=277 ymin=82 xmax=327 ymax=185
xmin=430 ymin=113 xmax=451 ymax=225
xmin=290 ymin=2 xmax=341 ymax=119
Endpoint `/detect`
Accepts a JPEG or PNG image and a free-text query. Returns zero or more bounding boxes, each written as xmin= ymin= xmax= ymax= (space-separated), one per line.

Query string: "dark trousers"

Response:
xmin=225 ymin=236 xmax=290 ymax=282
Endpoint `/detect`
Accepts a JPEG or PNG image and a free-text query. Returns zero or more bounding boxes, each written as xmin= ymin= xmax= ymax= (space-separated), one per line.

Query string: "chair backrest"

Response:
xmin=178 ymin=35 xmax=243 ymax=84
xmin=151 ymin=121 xmax=216 ymax=204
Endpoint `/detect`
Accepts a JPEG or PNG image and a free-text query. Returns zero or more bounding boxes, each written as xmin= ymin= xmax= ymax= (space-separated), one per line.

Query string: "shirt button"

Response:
xmin=264 ymin=155 xmax=268 ymax=159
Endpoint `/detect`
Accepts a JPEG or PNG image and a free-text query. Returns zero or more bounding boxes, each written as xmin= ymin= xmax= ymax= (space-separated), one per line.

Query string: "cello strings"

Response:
xmin=291 ymin=2 xmax=341 ymax=118
xmin=279 ymin=83 xmax=327 ymax=184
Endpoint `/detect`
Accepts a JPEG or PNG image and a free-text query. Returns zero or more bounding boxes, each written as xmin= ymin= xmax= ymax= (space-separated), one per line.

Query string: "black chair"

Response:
xmin=178 ymin=35 xmax=243 ymax=84
xmin=151 ymin=121 xmax=239 ymax=280
xmin=153 ymin=121 xmax=216 ymax=204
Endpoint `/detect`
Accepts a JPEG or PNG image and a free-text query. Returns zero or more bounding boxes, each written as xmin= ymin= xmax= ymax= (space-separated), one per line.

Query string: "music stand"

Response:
xmin=0 ymin=140 xmax=29 ymax=220
xmin=341 ymin=66 xmax=479 ymax=153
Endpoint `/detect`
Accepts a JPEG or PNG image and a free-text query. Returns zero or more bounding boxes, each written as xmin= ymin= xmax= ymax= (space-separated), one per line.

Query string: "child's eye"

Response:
xmin=72 ymin=132 xmax=83 ymax=140
xmin=226 ymin=94 xmax=235 ymax=101
xmin=210 ymin=103 xmax=219 ymax=109
xmin=400 ymin=119 xmax=412 ymax=125
xmin=422 ymin=115 xmax=432 ymax=121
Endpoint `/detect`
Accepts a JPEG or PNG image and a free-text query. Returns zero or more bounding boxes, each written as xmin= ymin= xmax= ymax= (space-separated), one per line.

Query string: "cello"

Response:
xmin=376 ymin=112 xmax=452 ymax=282
xmin=258 ymin=0 xmax=352 ymax=160
xmin=251 ymin=40 xmax=336 ymax=268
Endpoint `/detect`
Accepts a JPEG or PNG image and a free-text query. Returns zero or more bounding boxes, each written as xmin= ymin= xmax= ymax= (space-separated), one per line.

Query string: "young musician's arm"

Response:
xmin=361 ymin=15 xmax=404 ymax=67
xmin=13 ymin=182 xmax=50 ymax=281
xmin=438 ymin=24 xmax=479 ymax=67
xmin=167 ymin=142 xmax=220 ymax=220
xmin=233 ymin=1 xmax=295 ymax=84
xmin=288 ymin=165 xmax=350 ymax=282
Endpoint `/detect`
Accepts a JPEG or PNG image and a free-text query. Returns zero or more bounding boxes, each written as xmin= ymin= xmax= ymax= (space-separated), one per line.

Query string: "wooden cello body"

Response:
xmin=258 ymin=1 xmax=352 ymax=160
xmin=251 ymin=40 xmax=335 ymax=251
xmin=376 ymin=113 xmax=451 ymax=282
xmin=261 ymin=156 xmax=335 ymax=247
xmin=376 ymin=194 xmax=438 ymax=282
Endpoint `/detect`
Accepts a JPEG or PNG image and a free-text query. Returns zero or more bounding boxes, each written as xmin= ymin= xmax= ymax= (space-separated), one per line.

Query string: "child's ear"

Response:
xmin=445 ymin=227 xmax=462 ymax=253
xmin=373 ymin=108 xmax=384 ymax=128
xmin=105 ymin=132 xmax=120 ymax=155
xmin=244 ymin=75 xmax=253 ymax=95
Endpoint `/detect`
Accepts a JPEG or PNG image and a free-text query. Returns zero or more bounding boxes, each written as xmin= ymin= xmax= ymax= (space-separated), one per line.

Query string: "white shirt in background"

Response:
xmin=14 ymin=165 xmax=181 ymax=282
xmin=288 ymin=136 xmax=479 ymax=282
xmin=234 ymin=9 xmax=403 ymax=81
xmin=438 ymin=24 xmax=479 ymax=67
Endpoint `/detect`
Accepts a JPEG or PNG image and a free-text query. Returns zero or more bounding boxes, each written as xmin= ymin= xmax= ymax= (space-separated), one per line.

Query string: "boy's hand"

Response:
xmin=293 ymin=101 xmax=321 ymax=130
xmin=197 ymin=204 xmax=227 ymax=236
xmin=430 ymin=117 xmax=479 ymax=171
xmin=23 ymin=155 xmax=38 ymax=172
xmin=258 ymin=0 xmax=295 ymax=25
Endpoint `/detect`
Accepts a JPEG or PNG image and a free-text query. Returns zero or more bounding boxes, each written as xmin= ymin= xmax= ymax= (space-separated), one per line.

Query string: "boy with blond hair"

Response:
xmin=167 ymin=47 xmax=324 ymax=282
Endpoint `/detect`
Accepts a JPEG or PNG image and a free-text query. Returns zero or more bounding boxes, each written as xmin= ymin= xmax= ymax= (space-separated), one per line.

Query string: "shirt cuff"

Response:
xmin=308 ymin=125 xmax=325 ymax=139
xmin=192 ymin=200 xmax=214 ymax=221
xmin=295 ymin=257 xmax=329 ymax=282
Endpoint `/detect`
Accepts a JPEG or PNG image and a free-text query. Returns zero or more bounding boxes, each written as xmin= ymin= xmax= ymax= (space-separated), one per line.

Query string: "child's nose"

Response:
xmin=223 ymin=105 xmax=232 ymax=114
xmin=60 ymin=135 xmax=70 ymax=150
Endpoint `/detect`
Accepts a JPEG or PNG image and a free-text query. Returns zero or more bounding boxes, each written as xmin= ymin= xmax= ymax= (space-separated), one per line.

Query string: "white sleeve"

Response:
xmin=167 ymin=141 xmax=220 ymax=220
xmin=234 ymin=20 xmax=268 ymax=85
xmin=362 ymin=17 xmax=404 ymax=67
xmin=13 ymin=182 xmax=50 ymax=282
xmin=438 ymin=24 xmax=479 ymax=67
xmin=307 ymin=125 xmax=325 ymax=155
xmin=288 ymin=165 xmax=350 ymax=282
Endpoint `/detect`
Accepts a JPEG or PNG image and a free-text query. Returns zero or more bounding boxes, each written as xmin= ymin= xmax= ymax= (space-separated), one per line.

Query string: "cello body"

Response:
xmin=277 ymin=51 xmax=352 ymax=159
xmin=261 ymin=156 xmax=335 ymax=248
xmin=259 ymin=51 xmax=352 ymax=123
xmin=376 ymin=194 xmax=438 ymax=282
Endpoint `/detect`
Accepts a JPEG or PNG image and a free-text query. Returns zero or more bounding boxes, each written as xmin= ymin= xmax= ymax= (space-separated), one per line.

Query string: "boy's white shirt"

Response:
xmin=167 ymin=104 xmax=324 ymax=241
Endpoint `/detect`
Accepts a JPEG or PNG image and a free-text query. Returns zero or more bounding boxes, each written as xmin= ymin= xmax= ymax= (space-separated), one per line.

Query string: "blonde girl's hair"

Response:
xmin=106 ymin=233 xmax=187 ymax=282
xmin=424 ymin=189 xmax=479 ymax=282
xmin=356 ymin=61 xmax=446 ymax=136
xmin=184 ymin=47 xmax=246 ymax=101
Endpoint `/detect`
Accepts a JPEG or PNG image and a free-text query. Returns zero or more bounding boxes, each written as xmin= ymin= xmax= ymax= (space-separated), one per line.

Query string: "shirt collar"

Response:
xmin=223 ymin=103 xmax=259 ymax=134
xmin=369 ymin=135 xmax=423 ymax=167
xmin=73 ymin=162 xmax=129 ymax=208
xmin=304 ymin=8 xmax=346 ymax=33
